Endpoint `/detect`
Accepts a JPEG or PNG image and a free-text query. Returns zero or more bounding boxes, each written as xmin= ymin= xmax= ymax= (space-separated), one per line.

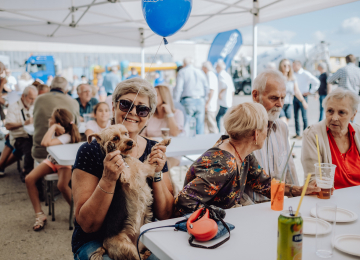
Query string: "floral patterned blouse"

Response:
xmin=174 ymin=135 xmax=271 ymax=217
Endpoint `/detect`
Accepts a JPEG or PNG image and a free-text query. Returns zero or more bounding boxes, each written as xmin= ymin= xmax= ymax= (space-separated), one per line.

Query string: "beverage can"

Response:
xmin=277 ymin=212 xmax=303 ymax=260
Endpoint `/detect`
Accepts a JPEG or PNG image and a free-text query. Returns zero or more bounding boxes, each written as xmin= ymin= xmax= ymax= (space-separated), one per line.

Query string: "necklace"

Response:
xmin=229 ymin=141 xmax=243 ymax=164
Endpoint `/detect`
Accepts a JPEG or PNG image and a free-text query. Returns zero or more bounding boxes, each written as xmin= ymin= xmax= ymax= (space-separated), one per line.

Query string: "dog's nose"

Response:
xmin=127 ymin=140 xmax=133 ymax=146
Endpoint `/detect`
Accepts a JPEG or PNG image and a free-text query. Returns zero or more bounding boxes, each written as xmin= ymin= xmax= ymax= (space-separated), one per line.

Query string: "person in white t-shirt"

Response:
xmin=85 ymin=102 xmax=111 ymax=138
xmin=25 ymin=108 xmax=81 ymax=231
xmin=215 ymin=59 xmax=235 ymax=132
xmin=202 ymin=61 xmax=219 ymax=133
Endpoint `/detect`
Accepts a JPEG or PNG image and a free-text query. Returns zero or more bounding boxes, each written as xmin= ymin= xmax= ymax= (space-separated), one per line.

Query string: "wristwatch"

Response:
xmin=153 ymin=171 xmax=162 ymax=182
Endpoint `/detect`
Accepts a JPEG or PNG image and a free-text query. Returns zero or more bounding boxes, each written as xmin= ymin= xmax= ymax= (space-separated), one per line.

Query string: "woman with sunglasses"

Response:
xmin=71 ymin=78 xmax=173 ymax=260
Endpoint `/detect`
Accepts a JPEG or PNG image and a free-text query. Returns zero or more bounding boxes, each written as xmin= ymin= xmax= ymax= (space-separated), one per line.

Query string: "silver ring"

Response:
xmin=115 ymin=163 xmax=121 ymax=168
xmin=162 ymin=155 xmax=164 ymax=159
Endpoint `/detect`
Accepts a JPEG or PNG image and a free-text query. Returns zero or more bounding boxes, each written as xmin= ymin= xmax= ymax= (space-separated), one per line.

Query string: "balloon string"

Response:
xmin=121 ymin=38 xmax=164 ymax=126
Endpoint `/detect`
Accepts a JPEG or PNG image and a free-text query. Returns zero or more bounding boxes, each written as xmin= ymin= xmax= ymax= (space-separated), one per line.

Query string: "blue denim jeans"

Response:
xmin=180 ymin=97 xmax=205 ymax=134
xmin=216 ymin=106 xmax=228 ymax=132
xmin=293 ymin=96 xmax=308 ymax=136
xmin=73 ymin=240 xmax=159 ymax=260
xmin=319 ymin=95 xmax=326 ymax=121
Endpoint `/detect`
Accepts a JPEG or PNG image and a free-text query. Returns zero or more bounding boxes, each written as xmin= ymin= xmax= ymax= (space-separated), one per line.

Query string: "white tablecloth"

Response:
xmin=46 ymin=134 xmax=222 ymax=166
xmin=140 ymin=186 xmax=360 ymax=260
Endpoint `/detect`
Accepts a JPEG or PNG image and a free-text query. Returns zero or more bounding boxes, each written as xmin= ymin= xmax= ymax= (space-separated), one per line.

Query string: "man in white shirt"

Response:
xmin=202 ymin=61 xmax=219 ymax=133
xmin=5 ymin=69 xmax=17 ymax=91
xmin=292 ymin=61 xmax=320 ymax=139
xmin=0 ymin=86 xmax=38 ymax=181
xmin=215 ymin=59 xmax=235 ymax=132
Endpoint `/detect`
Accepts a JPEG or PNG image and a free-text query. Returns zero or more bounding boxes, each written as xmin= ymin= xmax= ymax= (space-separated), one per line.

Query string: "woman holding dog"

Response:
xmin=71 ymin=78 xmax=174 ymax=260
xmin=174 ymin=102 xmax=319 ymax=216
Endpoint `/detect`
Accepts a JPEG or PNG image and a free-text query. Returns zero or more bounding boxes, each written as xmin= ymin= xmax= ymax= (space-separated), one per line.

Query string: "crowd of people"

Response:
xmin=0 ymin=53 xmax=359 ymax=260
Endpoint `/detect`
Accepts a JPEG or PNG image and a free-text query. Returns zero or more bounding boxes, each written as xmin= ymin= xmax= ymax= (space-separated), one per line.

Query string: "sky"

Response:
xmin=194 ymin=1 xmax=360 ymax=57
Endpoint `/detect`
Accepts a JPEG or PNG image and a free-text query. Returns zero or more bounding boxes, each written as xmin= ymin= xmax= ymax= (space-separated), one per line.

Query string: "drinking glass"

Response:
xmin=160 ymin=128 xmax=170 ymax=139
xmin=83 ymin=113 xmax=92 ymax=123
xmin=271 ymin=177 xmax=285 ymax=211
xmin=316 ymin=202 xmax=336 ymax=258
xmin=314 ymin=163 xmax=336 ymax=199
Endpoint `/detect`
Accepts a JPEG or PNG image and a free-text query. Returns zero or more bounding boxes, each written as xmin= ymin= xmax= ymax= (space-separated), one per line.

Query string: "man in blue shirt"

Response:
xmin=103 ymin=66 xmax=121 ymax=95
xmin=76 ymin=84 xmax=98 ymax=121
xmin=126 ymin=67 xmax=140 ymax=79
xmin=173 ymin=57 xmax=209 ymax=134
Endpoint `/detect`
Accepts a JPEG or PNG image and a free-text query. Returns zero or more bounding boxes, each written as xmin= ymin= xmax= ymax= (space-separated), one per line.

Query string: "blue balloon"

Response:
xmin=142 ymin=0 xmax=192 ymax=37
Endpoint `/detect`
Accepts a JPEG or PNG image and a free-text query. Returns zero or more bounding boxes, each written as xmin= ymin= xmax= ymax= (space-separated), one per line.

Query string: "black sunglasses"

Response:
xmin=116 ymin=99 xmax=151 ymax=117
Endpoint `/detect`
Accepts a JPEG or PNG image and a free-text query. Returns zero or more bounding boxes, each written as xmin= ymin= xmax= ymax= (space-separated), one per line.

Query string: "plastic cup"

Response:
xmin=316 ymin=202 xmax=336 ymax=258
xmin=314 ymin=163 xmax=336 ymax=199
xmin=161 ymin=128 xmax=170 ymax=139
xmin=83 ymin=113 xmax=92 ymax=123
xmin=271 ymin=178 xmax=285 ymax=211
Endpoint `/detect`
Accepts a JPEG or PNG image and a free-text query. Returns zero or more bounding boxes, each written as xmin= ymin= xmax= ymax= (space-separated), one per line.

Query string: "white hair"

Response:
xmin=77 ymin=83 xmax=90 ymax=93
xmin=23 ymin=85 xmax=38 ymax=96
xmin=323 ymin=88 xmax=360 ymax=112
xmin=202 ymin=61 xmax=213 ymax=71
xmin=318 ymin=62 xmax=327 ymax=71
xmin=217 ymin=59 xmax=226 ymax=70
xmin=252 ymin=69 xmax=286 ymax=94
xmin=183 ymin=57 xmax=194 ymax=66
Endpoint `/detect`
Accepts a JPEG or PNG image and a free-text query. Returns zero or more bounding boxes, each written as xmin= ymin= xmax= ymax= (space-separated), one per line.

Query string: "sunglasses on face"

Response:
xmin=116 ymin=99 xmax=151 ymax=117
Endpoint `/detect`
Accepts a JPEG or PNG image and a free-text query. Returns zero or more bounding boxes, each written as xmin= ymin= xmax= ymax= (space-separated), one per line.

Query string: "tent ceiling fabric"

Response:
xmin=0 ymin=0 xmax=356 ymax=47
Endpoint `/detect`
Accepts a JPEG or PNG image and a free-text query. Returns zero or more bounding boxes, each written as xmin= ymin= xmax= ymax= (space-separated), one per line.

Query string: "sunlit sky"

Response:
xmin=194 ymin=1 xmax=360 ymax=57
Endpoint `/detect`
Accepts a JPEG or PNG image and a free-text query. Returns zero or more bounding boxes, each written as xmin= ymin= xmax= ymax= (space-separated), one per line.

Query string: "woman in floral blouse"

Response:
xmin=174 ymin=102 xmax=270 ymax=216
xmin=174 ymin=102 xmax=320 ymax=216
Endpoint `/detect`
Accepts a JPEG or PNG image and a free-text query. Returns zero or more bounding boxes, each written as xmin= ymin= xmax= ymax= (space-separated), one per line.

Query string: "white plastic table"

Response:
xmin=24 ymin=122 xmax=86 ymax=135
xmin=140 ymin=186 xmax=360 ymax=260
xmin=46 ymin=134 xmax=223 ymax=166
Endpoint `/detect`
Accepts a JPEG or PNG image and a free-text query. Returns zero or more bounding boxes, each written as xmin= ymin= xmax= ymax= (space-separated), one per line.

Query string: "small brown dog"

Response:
xmin=88 ymin=124 xmax=171 ymax=260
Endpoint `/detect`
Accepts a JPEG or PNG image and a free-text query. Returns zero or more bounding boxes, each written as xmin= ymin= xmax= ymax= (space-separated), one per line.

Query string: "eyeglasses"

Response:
xmin=116 ymin=99 xmax=151 ymax=117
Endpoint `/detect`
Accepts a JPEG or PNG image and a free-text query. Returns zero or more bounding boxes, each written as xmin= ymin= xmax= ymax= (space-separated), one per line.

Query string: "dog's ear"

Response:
xmin=88 ymin=133 xmax=101 ymax=144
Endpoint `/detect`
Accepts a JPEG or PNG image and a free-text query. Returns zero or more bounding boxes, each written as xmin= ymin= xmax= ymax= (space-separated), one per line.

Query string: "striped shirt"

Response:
xmin=327 ymin=63 xmax=360 ymax=93
xmin=244 ymin=119 xmax=299 ymax=203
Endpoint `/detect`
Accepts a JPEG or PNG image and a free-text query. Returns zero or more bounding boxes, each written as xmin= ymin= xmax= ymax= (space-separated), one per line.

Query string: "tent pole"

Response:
xmin=139 ymin=28 xmax=145 ymax=79
xmin=252 ymin=0 xmax=259 ymax=82
xmin=141 ymin=46 xmax=145 ymax=79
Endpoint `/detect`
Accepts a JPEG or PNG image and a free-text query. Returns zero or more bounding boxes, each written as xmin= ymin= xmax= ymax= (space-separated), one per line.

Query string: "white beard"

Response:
xmin=267 ymin=107 xmax=281 ymax=121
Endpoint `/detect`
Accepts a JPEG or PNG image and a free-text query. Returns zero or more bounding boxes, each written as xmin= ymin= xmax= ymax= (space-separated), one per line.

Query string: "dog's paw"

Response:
xmin=106 ymin=142 xmax=117 ymax=154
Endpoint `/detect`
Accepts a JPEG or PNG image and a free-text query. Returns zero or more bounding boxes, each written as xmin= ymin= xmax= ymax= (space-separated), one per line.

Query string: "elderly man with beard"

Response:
xmin=244 ymin=69 xmax=299 ymax=204
xmin=0 ymin=86 xmax=38 ymax=181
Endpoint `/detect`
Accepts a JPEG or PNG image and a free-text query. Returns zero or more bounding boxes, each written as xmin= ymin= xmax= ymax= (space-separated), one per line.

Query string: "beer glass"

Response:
xmin=316 ymin=202 xmax=336 ymax=258
xmin=314 ymin=163 xmax=336 ymax=199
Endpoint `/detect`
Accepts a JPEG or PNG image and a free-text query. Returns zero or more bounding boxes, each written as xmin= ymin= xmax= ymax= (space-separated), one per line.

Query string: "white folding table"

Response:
xmin=46 ymin=134 xmax=223 ymax=166
xmin=140 ymin=186 xmax=360 ymax=260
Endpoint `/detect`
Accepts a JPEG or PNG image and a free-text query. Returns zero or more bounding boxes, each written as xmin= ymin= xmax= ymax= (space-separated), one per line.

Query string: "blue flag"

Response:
xmin=208 ymin=29 xmax=242 ymax=69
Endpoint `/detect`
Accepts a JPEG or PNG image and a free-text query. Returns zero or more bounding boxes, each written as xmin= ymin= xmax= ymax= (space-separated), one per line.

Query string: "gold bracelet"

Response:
xmin=97 ymin=183 xmax=114 ymax=194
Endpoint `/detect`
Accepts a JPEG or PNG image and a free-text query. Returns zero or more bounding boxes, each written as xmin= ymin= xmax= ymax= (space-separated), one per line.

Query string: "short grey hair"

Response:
xmin=183 ymin=57 xmax=194 ymax=66
xmin=112 ymin=78 xmax=157 ymax=118
xmin=202 ymin=61 xmax=213 ymax=71
xmin=323 ymin=88 xmax=360 ymax=112
xmin=252 ymin=69 xmax=286 ymax=94
xmin=23 ymin=85 xmax=38 ymax=96
xmin=217 ymin=59 xmax=226 ymax=70
xmin=77 ymin=83 xmax=90 ymax=93
xmin=318 ymin=62 xmax=327 ymax=71
xmin=50 ymin=76 xmax=68 ymax=92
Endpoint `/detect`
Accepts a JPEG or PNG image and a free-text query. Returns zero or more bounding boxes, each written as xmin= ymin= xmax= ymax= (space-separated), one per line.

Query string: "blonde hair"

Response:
xmin=155 ymin=85 xmax=175 ymax=113
xmin=279 ymin=59 xmax=295 ymax=81
xmin=112 ymin=78 xmax=157 ymax=118
xmin=224 ymin=103 xmax=268 ymax=140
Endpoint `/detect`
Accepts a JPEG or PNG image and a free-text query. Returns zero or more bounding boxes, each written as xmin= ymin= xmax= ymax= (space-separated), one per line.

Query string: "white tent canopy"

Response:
xmin=0 ymin=0 xmax=356 ymax=47
xmin=0 ymin=0 xmax=356 ymax=78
